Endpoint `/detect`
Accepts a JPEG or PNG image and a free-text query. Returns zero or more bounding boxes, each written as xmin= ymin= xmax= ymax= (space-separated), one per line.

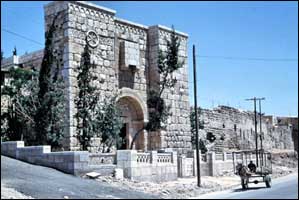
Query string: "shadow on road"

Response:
xmin=232 ymin=186 xmax=267 ymax=193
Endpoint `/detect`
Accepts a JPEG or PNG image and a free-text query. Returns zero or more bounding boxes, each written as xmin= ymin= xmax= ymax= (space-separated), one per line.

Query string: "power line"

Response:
xmin=196 ymin=55 xmax=298 ymax=62
xmin=2 ymin=28 xmax=43 ymax=46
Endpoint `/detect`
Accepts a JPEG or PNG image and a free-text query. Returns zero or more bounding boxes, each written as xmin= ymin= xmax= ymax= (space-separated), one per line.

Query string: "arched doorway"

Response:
xmin=117 ymin=95 xmax=147 ymax=150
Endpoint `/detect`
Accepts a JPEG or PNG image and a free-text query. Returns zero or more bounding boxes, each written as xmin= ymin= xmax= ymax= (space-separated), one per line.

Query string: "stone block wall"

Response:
xmin=44 ymin=1 xmax=123 ymax=151
xmin=198 ymin=106 xmax=295 ymax=152
xmin=148 ymin=25 xmax=191 ymax=154
xmin=1 ymin=1 xmax=192 ymax=153
xmin=114 ymin=18 xmax=148 ymax=103
xmin=1 ymin=141 xmax=24 ymax=158
xmin=43 ymin=1 xmax=192 ymax=153
xmin=1 ymin=141 xmax=89 ymax=175
xmin=117 ymin=150 xmax=178 ymax=182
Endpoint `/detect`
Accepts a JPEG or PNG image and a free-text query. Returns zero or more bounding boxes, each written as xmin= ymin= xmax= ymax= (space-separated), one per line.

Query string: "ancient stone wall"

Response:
xmin=1 ymin=1 xmax=192 ymax=154
xmin=43 ymin=1 xmax=192 ymax=153
xmin=198 ymin=106 xmax=295 ymax=152
xmin=44 ymin=1 xmax=74 ymax=150
xmin=148 ymin=26 xmax=191 ymax=154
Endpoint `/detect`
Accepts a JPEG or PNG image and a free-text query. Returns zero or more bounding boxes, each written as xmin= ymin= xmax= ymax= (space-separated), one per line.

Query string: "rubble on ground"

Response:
xmin=91 ymin=153 xmax=298 ymax=199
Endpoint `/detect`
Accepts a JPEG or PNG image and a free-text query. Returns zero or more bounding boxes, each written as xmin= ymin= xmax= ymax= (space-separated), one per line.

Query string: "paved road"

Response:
xmin=1 ymin=155 xmax=158 ymax=199
xmin=195 ymin=173 xmax=298 ymax=199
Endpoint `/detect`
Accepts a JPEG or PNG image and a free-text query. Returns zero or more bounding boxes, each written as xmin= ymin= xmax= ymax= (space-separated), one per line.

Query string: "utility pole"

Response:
xmin=245 ymin=97 xmax=258 ymax=167
xmin=258 ymin=98 xmax=265 ymax=166
xmin=193 ymin=45 xmax=201 ymax=187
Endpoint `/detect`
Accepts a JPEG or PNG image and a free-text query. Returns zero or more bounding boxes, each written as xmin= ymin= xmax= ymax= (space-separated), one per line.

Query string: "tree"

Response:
xmin=34 ymin=13 xmax=66 ymax=148
xmin=74 ymin=44 xmax=99 ymax=151
xmin=13 ymin=71 xmax=40 ymax=144
xmin=1 ymin=67 xmax=39 ymax=143
xmin=190 ymin=107 xmax=206 ymax=152
xmin=198 ymin=139 xmax=208 ymax=154
xmin=95 ymin=95 xmax=123 ymax=153
xmin=130 ymin=26 xmax=184 ymax=149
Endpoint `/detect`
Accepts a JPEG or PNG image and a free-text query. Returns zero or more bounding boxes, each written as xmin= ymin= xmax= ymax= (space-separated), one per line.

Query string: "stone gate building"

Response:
xmin=1 ymin=1 xmax=192 ymax=153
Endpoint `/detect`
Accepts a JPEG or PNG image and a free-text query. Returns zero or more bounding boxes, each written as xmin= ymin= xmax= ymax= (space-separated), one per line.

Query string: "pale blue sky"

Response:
xmin=1 ymin=1 xmax=298 ymax=117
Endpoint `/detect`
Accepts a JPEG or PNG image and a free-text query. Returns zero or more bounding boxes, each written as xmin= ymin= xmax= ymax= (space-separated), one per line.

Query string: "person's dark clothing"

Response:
xmin=248 ymin=162 xmax=256 ymax=172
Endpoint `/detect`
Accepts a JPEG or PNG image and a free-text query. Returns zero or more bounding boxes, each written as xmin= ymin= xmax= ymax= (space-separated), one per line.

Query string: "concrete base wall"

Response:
xmin=1 ymin=141 xmax=89 ymax=175
xmin=179 ymin=150 xmax=249 ymax=177
xmin=117 ymin=150 xmax=178 ymax=182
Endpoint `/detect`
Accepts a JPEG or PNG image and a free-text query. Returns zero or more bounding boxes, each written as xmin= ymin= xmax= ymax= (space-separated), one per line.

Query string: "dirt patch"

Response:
xmin=93 ymin=175 xmax=240 ymax=199
xmin=272 ymin=151 xmax=298 ymax=168
xmin=89 ymin=151 xmax=298 ymax=199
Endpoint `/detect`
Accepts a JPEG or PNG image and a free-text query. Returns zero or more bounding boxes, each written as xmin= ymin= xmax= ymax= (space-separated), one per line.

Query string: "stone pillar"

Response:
xmin=160 ymin=130 xmax=167 ymax=149
xmin=241 ymin=153 xmax=245 ymax=164
xmin=150 ymin=150 xmax=157 ymax=165
xmin=208 ymin=152 xmax=216 ymax=176
xmin=116 ymin=150 xmax=137 ymax=179
xmin=223 ymin=152 xmax=227 ymax=161
xmin=171 ymin=151 xmax=177 ymax=164
xmin=178 ymin=154 xmax=184 ymax=177
xmin=143 ymin=129 xmax=148 ymax=151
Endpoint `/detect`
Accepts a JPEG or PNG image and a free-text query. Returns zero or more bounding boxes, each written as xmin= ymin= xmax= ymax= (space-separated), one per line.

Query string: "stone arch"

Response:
xmin=116 ymin=88 xmax=148 ymax=150
xmin=116 ymin=88 xmax=148 ymax=122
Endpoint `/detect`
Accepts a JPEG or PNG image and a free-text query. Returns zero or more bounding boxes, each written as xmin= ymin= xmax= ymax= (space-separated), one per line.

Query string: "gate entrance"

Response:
xmin=119 ymin=123 xmax=128 ymax=149
xmin=117 ymin=96 xmax=146 ymax=150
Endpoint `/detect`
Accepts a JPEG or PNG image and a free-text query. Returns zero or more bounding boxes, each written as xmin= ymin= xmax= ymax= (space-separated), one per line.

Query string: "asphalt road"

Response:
xmin=195 ymin=172 xmax=298 ymax=199
xmin=1 ymin=155 xmax=158 ymax=199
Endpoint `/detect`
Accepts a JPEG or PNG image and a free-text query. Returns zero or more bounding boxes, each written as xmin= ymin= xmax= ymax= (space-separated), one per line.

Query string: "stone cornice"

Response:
xmin=115 ymin=17 xmax=148 ymax=30
xmin=73 ymin=1 xmax=116 ymax=15
xmin=153 ymin=25 xmax=189 ymax=38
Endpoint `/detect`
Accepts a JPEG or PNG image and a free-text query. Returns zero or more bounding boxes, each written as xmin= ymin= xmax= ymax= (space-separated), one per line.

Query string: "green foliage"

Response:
xmin=34 ymin=13 xmax=66 ymax=148
xmin=95 ymin=95 xmax=123 ymax=152
xmin=190 ymin=107 xmax=205 ymax=149
xmin=2 ymin=68 xmax=34 ymax=96
xmin=157 ymin=26 xmax=184 ymax=96
xmin=199 ymin=139 xmax=208 ymax=154
xmin=74 ymin=44 xmax=99 ymax=151
xmin=1 ymin=68 xmax=39 ymax=144
xmin=206 ymin=132 xmax=216 ymax=142
xmin=38 ymin=15 xmax=57 ymax=100
xmin=146 ymin=90 xmax=171 ymax=131
xmin=146 ymin=26 xmax=183 ymax=132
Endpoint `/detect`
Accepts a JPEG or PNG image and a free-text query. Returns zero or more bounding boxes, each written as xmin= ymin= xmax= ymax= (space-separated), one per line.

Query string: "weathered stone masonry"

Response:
xmin=197 ymin=106 xmax=295 ymax=152
xmin=42 ymin=1 xmax=192 ymax=153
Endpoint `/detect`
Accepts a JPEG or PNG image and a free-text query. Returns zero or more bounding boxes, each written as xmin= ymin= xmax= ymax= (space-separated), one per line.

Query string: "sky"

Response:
xmin=1 ymin=1 xmax=298 ymax=117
